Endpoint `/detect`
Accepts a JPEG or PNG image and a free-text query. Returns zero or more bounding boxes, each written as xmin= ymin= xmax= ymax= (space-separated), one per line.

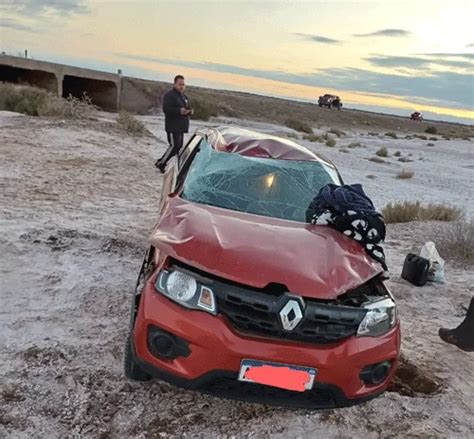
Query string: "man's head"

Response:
xmin=173 ymin=75 xmax=185 ymax=94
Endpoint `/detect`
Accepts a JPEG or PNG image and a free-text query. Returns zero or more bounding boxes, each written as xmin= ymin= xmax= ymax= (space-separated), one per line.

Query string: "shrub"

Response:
xmin=369 ymin=157 xmax=385 ymax=163
xmin=376 ymin=146 xmax=388 ymax=157
xmin=366 ymin=174 xmax=377 ymax=179
xmin=437 ymin=218 xmax=474 ymax=265
xmin=396 ymin=169 xmax=415 ymax=179
xmin=382 ymin=201 xmax=462 ymax=224
xmin=427 ymin=142 xmax=435 ymax=147
xmin=117 ymin=111 xmax=147 ymax=136
xmin=57 ymin=94 xmax=98 ymax=119
xmin=398 ymin=157 xmax=413 ymax=163
xmin=0 ymin=83 xmax=97 ymax=119
xmin=425 ymin=126 xmax=437 ymax=135
xmin=368 ymin=132 xmax=379 ymax=136
xmin=394 ymin=151 xmax=401 ymax=157
xmin=429 ymin=137 xmax=438 ymax=141
xmin=414 ymin=134 xmax=428 ymax=140
xmin=348 ymin=142 xmax=363 ymax=148
xmin=191 ymin=99 xmax=218 ymax=121
xmin=328 ymin=127 xmax=345 ymax=137
xmin=326 ymin=136 xmax=336 ymax=147
xmin=286 ymin=131 xmax=299 ymax=139
xmin=0 ymin=82 xmax=47 ymax=115
xmin=285 ymin=118 xmax=312 ymax=133
xmin=385 ymin=132 xmax=398 ymax=139
xmin=339 ymin=148 xmax=350 ymax=153
xmin=303 ymin=133 xmax=324 ymax=142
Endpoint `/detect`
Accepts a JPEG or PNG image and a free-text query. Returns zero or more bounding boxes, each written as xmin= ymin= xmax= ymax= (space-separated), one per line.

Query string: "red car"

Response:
xmin=125 ymin=127 xmax=400 ymax=408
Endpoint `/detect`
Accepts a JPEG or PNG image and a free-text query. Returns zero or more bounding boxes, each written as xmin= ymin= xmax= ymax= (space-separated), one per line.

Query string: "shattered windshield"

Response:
xmin=181 ymin=140 xmax=340 ymax=223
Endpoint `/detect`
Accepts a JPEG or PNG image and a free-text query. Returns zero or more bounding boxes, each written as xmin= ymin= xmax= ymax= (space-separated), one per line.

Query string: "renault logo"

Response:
xmin=279 ymin=299 xmax=303 ymax=331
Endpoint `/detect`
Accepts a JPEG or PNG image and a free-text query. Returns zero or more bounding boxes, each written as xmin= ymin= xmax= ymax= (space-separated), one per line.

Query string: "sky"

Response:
xmin=1 ymin=0 xmax=473 ymax=123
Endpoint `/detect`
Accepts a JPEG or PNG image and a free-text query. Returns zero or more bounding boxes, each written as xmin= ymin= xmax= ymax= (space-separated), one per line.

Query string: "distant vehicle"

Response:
xmin=410 ymin=112 xmax=423 ymax=122
xmin=318 ymin=94 xmax=342 ymax=110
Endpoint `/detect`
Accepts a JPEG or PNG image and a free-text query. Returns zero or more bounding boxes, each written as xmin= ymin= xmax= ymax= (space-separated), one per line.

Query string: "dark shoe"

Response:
xmin=154 ymin=159 xmax=166 ymax=173
xmin=438 ymin=298 xmax=474 ymax=352
xmin=438 ymin=328 xmax=474 ymax=352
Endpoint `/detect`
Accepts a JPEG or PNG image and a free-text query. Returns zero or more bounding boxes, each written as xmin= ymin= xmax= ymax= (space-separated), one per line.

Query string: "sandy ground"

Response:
xmin=1 ymin=111 xmax=473 ymax=438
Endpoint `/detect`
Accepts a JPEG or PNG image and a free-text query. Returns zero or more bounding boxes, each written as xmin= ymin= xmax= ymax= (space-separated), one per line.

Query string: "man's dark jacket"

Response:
xmin=163 ymin=88 xmax=190 ymax=133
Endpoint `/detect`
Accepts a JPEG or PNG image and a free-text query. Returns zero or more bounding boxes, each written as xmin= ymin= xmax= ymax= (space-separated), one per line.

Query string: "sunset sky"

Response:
xmin=1 ymin=0 xmax=473 ymax=123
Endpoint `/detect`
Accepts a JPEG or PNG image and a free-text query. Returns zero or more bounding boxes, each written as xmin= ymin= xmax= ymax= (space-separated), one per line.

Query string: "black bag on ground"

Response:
xmin=401 ymin=253 xmax=430 ymax=287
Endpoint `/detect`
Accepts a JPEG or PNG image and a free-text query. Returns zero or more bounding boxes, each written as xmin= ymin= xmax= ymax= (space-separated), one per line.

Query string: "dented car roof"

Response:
xmin=198 ymin=126 xmax=333 ymax=164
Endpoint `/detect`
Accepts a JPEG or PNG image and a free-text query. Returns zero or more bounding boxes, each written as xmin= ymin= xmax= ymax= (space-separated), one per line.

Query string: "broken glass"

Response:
xmin=181 ymin=140 xmax=340 ymax=223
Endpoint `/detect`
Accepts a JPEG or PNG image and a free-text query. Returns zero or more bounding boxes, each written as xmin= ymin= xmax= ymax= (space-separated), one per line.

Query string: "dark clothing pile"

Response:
xmin=163 ymin=88 xmax=190 ymax=133
xmin=306 ymin=184 xmax=387 ymax=270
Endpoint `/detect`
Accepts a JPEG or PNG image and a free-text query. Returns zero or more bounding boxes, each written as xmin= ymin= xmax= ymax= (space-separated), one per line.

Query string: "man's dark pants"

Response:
xmin=156 ymin=132 xmax=184 ymax=170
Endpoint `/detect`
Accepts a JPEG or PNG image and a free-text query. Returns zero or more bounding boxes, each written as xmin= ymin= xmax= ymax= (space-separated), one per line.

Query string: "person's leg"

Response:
xmin=172 ymin=132 xmax=184 ymax=162
xmin=155 ymin=132 xmax=178 ymax=172
xmin=439 ymin=297 xmax=474 ymax=352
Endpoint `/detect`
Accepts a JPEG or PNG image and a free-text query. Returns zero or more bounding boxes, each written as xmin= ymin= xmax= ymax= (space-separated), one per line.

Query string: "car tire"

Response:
xmin=124 ymin=333 xmax=152 ymax=381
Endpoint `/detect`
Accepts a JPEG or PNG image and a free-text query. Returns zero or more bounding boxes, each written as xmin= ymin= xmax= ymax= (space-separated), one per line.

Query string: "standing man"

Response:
xmin=155 ymin=75 xmax=193 ymax=173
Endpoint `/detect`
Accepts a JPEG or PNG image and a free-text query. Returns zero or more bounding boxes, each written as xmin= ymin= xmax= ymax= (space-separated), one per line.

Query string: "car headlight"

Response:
xmin=357 ymin=298 xmax=396 ymax=337
xmin=155 ymin=269 xmax=216 ymax=314
xmin=166 ymin=271 xmax=197 ymax=302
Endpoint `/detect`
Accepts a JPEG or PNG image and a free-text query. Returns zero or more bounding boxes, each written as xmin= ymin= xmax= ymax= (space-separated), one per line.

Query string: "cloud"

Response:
xmin=354 ymin=29 xmax=411 ymax=38
xmin=116 ymin=53 xmax=473 ymax=109
xmin=117 ymin=53 xmax=294 ymax=83
xmin=418 ymin=52 xmax=474 ymax=60
xmin=0 ymin=18 xmax=34 ymax=32
xmin=295 ymin=33 xmax=341 ymax=44
xmin=365 ymin=55 xmax=429 ymax=69
xmin=365 ymin=54 xmax=473 ymax=70
xmin=0 ymin=0 xmax=89 ymax=16
xmin=311 ymin=67 xmax=472 ymax=108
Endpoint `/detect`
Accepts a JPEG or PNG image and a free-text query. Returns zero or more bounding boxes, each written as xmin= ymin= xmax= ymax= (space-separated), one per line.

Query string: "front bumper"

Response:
xmin=133 ymin=279 xmax=401 ymax=408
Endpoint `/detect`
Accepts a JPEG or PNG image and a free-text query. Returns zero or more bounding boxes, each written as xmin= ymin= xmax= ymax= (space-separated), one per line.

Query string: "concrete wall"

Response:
xmin=120 ymin=77 xmax=168 ymax=114
xmin=0 ymin=55 xmax=121 ymax=111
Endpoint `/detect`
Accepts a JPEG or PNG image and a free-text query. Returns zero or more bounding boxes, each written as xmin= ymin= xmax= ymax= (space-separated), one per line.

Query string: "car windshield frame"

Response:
xmin=181 ymin=139 xmax=341 ymax=223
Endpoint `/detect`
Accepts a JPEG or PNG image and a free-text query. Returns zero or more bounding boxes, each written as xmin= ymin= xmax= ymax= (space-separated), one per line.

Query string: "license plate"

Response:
xmin=238 ymin=359 xmax=317 ymax=392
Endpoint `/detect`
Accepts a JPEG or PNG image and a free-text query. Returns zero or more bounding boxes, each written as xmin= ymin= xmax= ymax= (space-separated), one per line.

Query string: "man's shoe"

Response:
xmin=438 ymin=328 xmax=474 ymax=352
xmin=155 ymin=160 xmax=166 ymax=173
xmin=438 ymin=298 xmax=474 ymax=352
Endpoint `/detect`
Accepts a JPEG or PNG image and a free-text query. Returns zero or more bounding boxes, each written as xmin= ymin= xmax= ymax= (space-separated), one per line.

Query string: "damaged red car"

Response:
xmin=124 ymin=127 xmax=400 ymax=408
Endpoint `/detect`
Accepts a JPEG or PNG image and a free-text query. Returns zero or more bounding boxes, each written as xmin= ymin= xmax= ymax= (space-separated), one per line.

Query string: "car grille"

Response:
xmin=173 ymin=262 xmax=368 ymax=345
xmin=215 ymin=286 xmax=367 ymax=344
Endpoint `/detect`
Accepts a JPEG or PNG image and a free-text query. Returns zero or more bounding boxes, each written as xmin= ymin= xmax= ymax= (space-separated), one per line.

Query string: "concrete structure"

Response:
xmin=0 ymin=55 xmax=121 ymax=111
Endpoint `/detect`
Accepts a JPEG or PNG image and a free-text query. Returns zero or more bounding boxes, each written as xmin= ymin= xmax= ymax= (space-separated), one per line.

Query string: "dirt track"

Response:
xmin=1 ymin=112 xmax=473 ymax=438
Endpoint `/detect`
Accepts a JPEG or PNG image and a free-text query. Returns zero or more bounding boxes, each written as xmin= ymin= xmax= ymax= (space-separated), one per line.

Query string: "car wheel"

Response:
xmin=124 ymin=333 xmax=152 ymax=381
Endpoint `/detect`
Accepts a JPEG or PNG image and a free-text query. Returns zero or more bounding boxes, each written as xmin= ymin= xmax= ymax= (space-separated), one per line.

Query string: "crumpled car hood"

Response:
xmin=149 ymin=197 xmax=382 ymax=300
